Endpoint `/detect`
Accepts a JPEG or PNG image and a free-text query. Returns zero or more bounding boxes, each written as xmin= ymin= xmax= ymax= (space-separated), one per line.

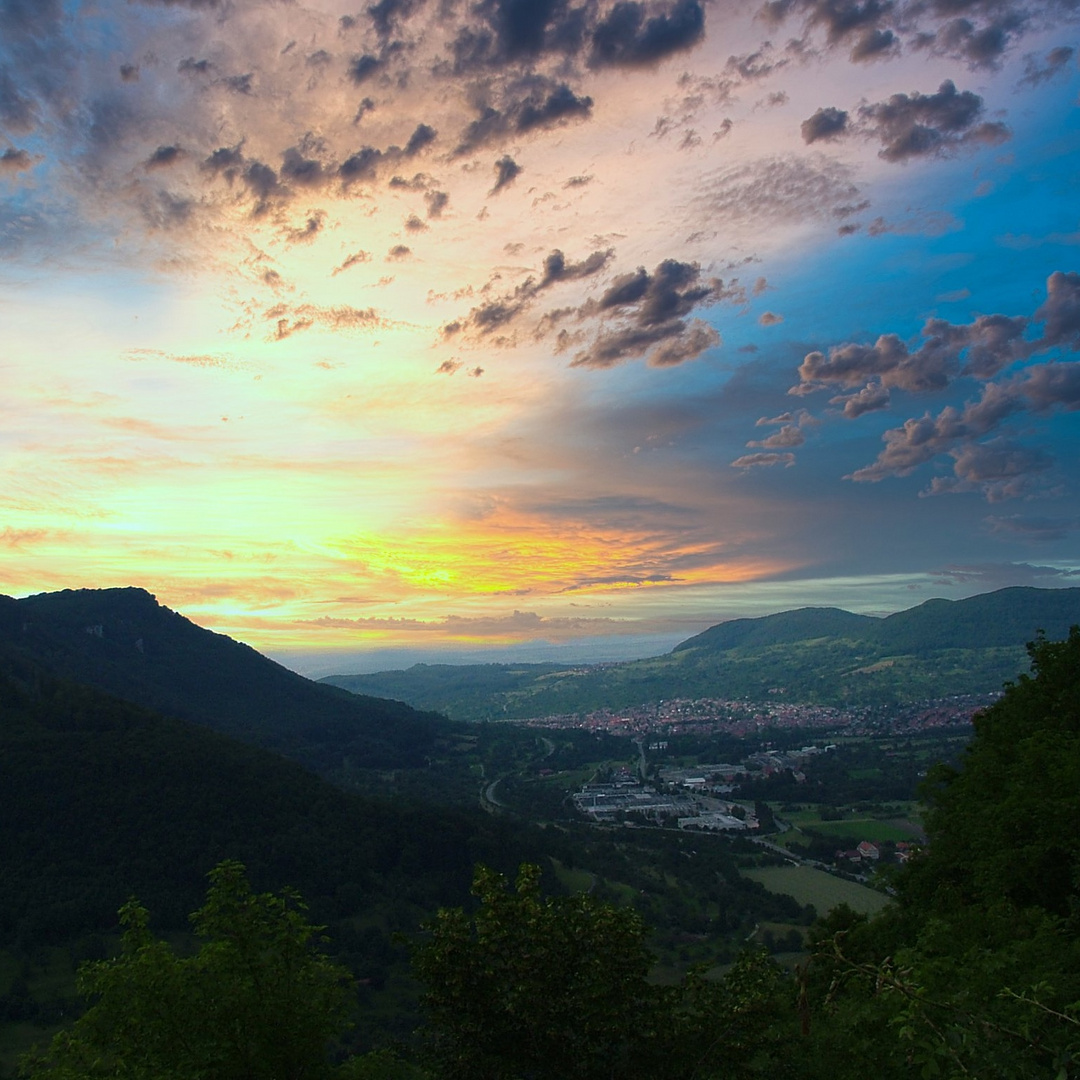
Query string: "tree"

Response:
xmin=22 ymin=862 xmax=356 ymax=1080
xmin=794 ymin=630 xmax=1080 ymax=1080
xmin=901 ymin=626 xmax=1080 ymax=919
xmin=411 ymin=863 xmax=789 ymax=1080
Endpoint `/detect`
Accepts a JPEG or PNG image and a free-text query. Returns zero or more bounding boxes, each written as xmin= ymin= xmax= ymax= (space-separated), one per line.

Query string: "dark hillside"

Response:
xmin=0 ymin=588 xmax=456 ymax=776
xmin=870 ymin=586 xmax=1080 ymax=651
xmin=671 ymin=607 xmax=877 ymax=653
xmin=0 ymin=647 xmax=524 ymax=947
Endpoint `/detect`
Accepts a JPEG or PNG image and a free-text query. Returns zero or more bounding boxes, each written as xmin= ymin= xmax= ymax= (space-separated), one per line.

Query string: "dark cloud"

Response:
xmin=796 ymin=312 xmax=1030 ymax=394
xmin=387 ymin=243 xmax=412 ymax=259
xmin=540 ymin=248 xmax=615 ymax=286
xmin=404 ymin=212 xmax=427 ymax=231
xmin=369 ymin=0 xmax=426 ymax=39
xmin=222 ymin=73 xmax=254 ymax=95
xmin=847 ymin=382 xmax=1026 ymax=481
xmin=424 ymin=189 xmax=449 ymax=217
xmin=339 ymin=146 xmax=384 ymax=184
xmin=858 ymin=80 xmax=1010 ymax=161
xmin=0 ymin=146 xmax=34 ymax=172
xmin=202 ymin=145 xmax=245 ymax=182
xmin=389 ymin=172 xmax=431 ymax=190
xmin=178 ymin=57 xmax=214 ymax=76
xmin=570 ymin=319 xmax=716 ymax=368
xmin=349 ymin=53 xmax=383 ymax=83
xmin=144 ymin=145 xmax=183 ymax=170
xmin=761 ymin=0 xmax=895 ymax=47
xmin=1033 ymin=270 xmax=1080 ymax=350
xmin=919 ymin=15 xmax=1024 ymax=68
xmin=570 ymin=259 xmax=733 ymax=368
xmin=490 ymin=154 xmax=522 ymax=193
xmin=1018 ymin=45 xmax=1075 ymax=86
xmin=404 ymin=123 xmax=437 ymax=155
xmin=925 ymin=438 xmax=1053 ymax=500
xmin=595 ymin=259 xmax=731 ymax=325
xmin=589 ymin=0 xmax=706 ymax=69
xmin=801 ymin=106 xmax=849 ymax=143
xmin=446 ymin=0 xmax=705 ymax=75
xmin=1020 ymin=361 xmax=1080 ymax=411
xmin=243 ymin=160 xmax=288 ymax=214
xmin=455 ymin=79 xmax=593 ymax=153
xmin=850 ymin=26 xmax=897 ymax=59
xmin=119 ymin=64 xmax=140 ymax=83
xmin=281 ymin=146 xmax=326 ymax=187
xmin=517 ymin=82 xmax=593 ymax=132
xmin=459 ymin=246 xmax=615 ymax=335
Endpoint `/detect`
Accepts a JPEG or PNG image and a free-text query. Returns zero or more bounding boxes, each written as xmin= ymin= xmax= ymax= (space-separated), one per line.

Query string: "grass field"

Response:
xmin=743 ymin=866 xmax=892 ymax=917
xmin=810 ymin=820 xmax=919 ymax=842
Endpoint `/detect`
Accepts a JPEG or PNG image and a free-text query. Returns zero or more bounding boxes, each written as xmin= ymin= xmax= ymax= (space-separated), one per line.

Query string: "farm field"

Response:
xmin=743 ymin=866 xmax=892 ymax=917
xmin=809 ymin=820 xmax=920 ymax=843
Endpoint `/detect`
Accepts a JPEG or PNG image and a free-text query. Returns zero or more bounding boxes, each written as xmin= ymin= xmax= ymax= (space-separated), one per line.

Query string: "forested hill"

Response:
xmin=324 ymin=586 xmax=1080 ymax=719
xmin=0 ymin=587 xmax=457 ymax=778
xmin=674 ymin=586 xmax=1080 ymax=653
xmin=0 ymin=648 xmax=522 ymax=947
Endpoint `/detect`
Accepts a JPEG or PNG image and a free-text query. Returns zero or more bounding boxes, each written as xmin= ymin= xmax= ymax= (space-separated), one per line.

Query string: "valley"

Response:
xmin=1 ymin=585 xmax=1078 ymax=1077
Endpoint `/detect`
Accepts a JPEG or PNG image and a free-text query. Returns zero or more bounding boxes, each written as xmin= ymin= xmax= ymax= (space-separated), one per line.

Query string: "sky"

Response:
xmin=1 ymin=0 xmax=1079 ymax=675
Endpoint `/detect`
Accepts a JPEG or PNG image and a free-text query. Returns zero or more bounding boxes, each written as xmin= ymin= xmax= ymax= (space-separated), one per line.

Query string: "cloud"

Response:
xmin=796 ymin=312 xmax=1031 ymax=394
xmin=830 ymin=381 xmax=892 ymax=417
xmin=1033 ymin=270 xmax=1080 ymax=350
xmin=789 ymin=272 xmax=1080 ymax=499
xmin=1018 ymin=45 xmax=1075 ymax=86
xmin=490 ymin=154 xmax=522 ymax=194
xmin=801 ymin=106 xmax=849 ymax=143
xmin=693 ymin=155 xmax=866 ymax=229
xmin=730 ymin=451 xmax=796 ymax=468
xmin=263 ymin=302 xmax=385 ymax=340
xmin=446 ymin=0 xmax=706 ymax=74
xmin=758 ymin=311 xmax=783 ymax=326
xmin=984 ymin=516 xmax=1080 ymax=542
xmin=144 ymin=145 xmax=183 ymax=170
xmin=924 ymin=438 xmax=1053 ymax=500
xmin=859 ymin=80 xmax=1010 ymax=161
xmin=283 ymin=210 xmax=326 ymax=244
xmin=332 ymin=251 xmax=371 ymax=275
xmin=747 ymin=423 xmax=805 ymax=448
xmin=424 ymin=189 xmax=449 ymax=218
xmin=458 ymin=246 xmax=615 ymax=336
xmin=588 ymin=0 xmax=707 ymax=68
xmin=0 ymin=147 xmax=35 ymax=172
xmin=568 ymin=259 xmax=737 ymax=368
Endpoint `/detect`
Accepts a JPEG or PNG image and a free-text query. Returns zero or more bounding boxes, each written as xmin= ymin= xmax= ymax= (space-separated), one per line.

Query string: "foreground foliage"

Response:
xmin=795 ymin=628 xmax=1080 ymax=1079
xmin=22 ymin=863 xmax=355 ymax=1080
xmin=412 ymin=863 xmax=788 ymax=1080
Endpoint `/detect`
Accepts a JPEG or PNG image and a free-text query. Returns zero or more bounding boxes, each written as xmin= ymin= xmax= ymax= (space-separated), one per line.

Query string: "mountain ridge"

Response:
xmin=322 ymin=586 xmax=1080 ymax=719
xmin=0 ymin=586 xmax=459 ymax=780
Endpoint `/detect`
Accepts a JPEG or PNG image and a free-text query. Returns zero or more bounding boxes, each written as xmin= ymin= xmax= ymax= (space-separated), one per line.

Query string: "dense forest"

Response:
xmin=9 ymin=625 xmax=1079 ymax=1078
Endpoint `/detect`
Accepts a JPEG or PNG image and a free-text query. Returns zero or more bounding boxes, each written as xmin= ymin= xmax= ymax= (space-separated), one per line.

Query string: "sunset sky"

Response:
xmin=2 ymin=0 xmax=1078 ymax=673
